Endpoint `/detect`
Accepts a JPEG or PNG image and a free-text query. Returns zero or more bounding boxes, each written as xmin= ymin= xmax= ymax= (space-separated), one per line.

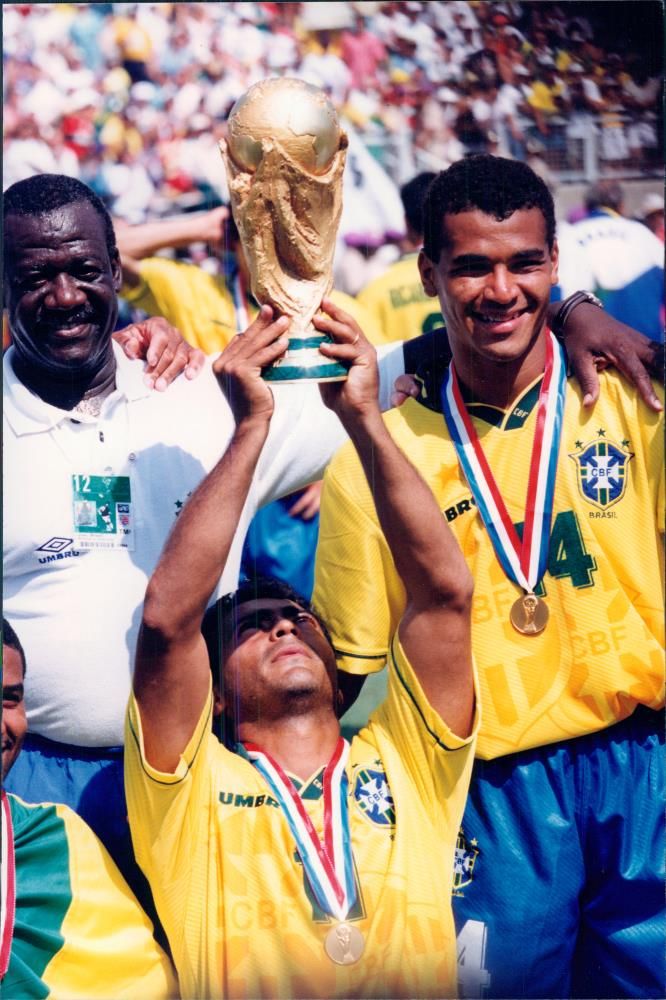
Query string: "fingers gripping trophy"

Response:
xmin=220 ymin=77 xmax=349 ymax=382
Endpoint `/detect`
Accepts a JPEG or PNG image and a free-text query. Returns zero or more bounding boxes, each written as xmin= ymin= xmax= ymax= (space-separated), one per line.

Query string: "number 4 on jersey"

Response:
xmin=457 ymin=919 xmax=491 ymax=998
xmin=516 ymin=510 xmax=597 ymax=592
xmin=548 ymin=510 xmax=597 ymax=588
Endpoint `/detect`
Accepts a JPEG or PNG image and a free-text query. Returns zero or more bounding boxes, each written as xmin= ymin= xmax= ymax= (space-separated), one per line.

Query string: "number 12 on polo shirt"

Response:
xmin=71 ymin=474 xmax=134 ymax=550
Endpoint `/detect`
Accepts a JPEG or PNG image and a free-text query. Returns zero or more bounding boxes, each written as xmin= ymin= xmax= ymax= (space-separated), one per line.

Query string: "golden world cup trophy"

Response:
xmin=220 ymin=77 xmax=349 ymax=381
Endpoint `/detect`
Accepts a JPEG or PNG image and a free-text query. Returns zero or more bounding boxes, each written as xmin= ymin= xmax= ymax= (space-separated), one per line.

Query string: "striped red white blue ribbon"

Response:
xmin=243 ymin=737 xmax=355 ymax=922
xmin=0 ymin=792 xmax=16 ymax=979
xmin=441 ymin=330 xmax=567 ymax=593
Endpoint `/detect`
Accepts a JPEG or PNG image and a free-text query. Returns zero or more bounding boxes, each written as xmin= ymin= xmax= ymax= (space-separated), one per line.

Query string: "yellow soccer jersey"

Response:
xmin=314 ymin=369 xmax=664 ymax=760
xmin=6 ymin=793 xmax=176 ymax=999
xmin=125 ymin=635 xmax=477 ymax=999
xmin=122 ymin=258 xmax=384 ymax=352
xmin=357 ymin=254 xmax=444 ymax=345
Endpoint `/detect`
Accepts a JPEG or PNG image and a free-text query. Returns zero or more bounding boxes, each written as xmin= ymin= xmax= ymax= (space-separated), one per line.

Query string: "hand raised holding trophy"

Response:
xmin=220 ymin=77 xmax=349 ymax=382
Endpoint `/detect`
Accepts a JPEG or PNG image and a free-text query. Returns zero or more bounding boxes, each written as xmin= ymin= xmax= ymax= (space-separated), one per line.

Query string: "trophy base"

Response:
xmin=262 ymin=337 xmax=347 ymax=383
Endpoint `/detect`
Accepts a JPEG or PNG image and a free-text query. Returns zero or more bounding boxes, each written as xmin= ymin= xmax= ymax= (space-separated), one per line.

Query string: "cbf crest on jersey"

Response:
xmin=569 ymin=434 xmax=634 ymax=511
xmin=353 ymin=767 xmax=395 ymax=827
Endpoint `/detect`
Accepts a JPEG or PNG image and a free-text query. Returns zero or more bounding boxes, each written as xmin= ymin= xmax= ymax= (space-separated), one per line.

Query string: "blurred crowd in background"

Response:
xmin=2 ymin=1 xmax=664 ymax=339
xmin=4 ymin=2 xmax=663 ymax=249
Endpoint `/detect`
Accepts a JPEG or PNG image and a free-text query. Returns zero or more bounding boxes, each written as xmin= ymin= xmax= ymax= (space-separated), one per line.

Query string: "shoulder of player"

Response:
xmin=568 ymin=366 xmax=664 ymax=416
xmin=139 ymin=257 xmax=229 ymax=297
xmin=383 ymin=395 xmax=443 ymax=438
xmin=358 ymin=256 xmax=419 ymax=302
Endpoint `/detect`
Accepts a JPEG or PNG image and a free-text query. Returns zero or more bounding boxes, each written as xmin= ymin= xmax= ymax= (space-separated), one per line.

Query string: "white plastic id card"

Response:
xmin=71 ymin=473 xmax=134 ymax=550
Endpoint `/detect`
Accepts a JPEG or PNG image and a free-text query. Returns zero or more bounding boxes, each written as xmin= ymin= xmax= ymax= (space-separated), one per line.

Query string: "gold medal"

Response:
xmin=510 ymin=593 xmax=549 ymax=635
xmin=324 ymin=922 xmax=365 ymax=965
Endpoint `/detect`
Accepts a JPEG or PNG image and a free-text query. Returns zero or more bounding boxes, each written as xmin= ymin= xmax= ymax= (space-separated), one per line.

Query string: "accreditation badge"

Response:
xmin=71 ymin=473 xmax=134 ymax=550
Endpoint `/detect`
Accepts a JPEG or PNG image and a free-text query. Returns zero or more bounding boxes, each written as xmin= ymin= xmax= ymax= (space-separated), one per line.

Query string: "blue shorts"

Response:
xmin=453 ymin=707 xmax=665 ymax=999
xmin=4 ymin=733 xmax=159 ymax=930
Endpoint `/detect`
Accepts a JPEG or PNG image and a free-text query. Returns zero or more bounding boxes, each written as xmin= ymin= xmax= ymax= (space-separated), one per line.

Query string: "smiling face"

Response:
xmin=222 ymin=598 xmax=338 ymax=726
xmin=2 ymin=645 xmax=27 ymax=781
xmin=4 ymin=200 xmax=121 ymax=381
xmin=419 ymin=207 xmax=558 ymax=385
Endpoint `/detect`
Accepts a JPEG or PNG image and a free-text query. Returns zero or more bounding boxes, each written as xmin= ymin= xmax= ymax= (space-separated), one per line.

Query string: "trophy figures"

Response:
xmin=220 ymin=77 xmax=349 ymax=381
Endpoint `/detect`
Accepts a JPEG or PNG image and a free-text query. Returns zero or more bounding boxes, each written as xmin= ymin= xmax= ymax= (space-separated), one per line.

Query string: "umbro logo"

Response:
xmin=36 ymin=537 xmax=73 ymax=553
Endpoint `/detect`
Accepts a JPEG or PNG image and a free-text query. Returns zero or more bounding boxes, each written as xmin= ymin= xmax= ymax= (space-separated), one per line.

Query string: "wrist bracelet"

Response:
xmin=551 ymin=290 xmax=604 ymax=338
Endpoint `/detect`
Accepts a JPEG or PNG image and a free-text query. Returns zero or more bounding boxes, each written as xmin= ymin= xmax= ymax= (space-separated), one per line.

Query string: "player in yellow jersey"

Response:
xmin=314 ymin=155 xmax=664 ymax=1000
xmin=125 ymin=303 xmax=478 ymax=999
xmin=358 ymin=172 xmax=444 ymax=345
xmin=1 ymin=618 xmax=176 ymax=999
xmin=116 ymin=207 xmax=384 ymax=351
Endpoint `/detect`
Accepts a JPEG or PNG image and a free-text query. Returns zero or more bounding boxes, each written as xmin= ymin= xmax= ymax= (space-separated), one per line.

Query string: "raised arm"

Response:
xmin=316 ymin=300 xmax=474 ymax=737
xmin=115 ymin=206 xmax=229 ymax=288
xmin=133 ymin=306 xmax=289 ymax=772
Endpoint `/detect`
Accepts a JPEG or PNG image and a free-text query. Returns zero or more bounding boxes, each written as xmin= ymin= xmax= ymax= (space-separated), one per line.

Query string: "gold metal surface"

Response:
xmin=324 ymin=922 xmax=365 ymax=965
xmin=510 ymin=593 xmax=549 ymax=635
xmin=220 ymin=78 xmax=348 ymax=341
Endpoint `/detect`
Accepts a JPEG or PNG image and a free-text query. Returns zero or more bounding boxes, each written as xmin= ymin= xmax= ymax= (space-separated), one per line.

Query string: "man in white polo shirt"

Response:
xmin=2 ymin=174 xmax=354 ymax=887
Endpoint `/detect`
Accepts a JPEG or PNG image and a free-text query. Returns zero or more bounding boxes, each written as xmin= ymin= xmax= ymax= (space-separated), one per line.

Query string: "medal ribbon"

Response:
xmin=243 ymin=737 xmax=356 ymax=922
xmin=0 ymin=792 xmax=16 ymax=979
xmin=441 ymin=330 xmax=567 ymax=593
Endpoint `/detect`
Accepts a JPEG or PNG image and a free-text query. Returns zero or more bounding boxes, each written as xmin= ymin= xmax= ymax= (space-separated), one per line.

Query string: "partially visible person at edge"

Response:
xmin=115 ymin=204 xmax=386 ymax=598
xmin=357 ymin=171 xmax=445 ymax=344
xmin=125 ymin=302 xmax=478 ymax=998
xmin=571 ymin=179 xmax=664 ymax=341
xmin=116 ymin=207 xmax=385 ymax=352
xmin=1 ymin=618 xmax=177 ymax=999
xmin=313 ymin=155 xmax=664 ymax=1000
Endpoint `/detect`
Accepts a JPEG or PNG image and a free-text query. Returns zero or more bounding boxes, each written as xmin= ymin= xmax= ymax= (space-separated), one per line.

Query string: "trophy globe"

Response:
xmin=221 ymin=77 xmax=349 ymax=382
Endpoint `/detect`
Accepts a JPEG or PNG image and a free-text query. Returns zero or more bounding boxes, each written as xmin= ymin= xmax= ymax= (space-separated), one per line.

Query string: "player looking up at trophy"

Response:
xmin=125 ymin=303 xmax=478 ymax=999
xmin=314 ymin=154 xmax=664 ymax=999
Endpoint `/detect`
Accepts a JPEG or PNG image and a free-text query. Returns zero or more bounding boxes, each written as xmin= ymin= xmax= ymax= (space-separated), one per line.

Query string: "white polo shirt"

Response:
xmin=3 ymin=342 xmax=403 ymax=746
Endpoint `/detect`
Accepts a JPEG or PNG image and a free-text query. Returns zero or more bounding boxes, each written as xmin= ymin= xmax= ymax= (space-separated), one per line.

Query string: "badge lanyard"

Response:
xmin=440 ymin=331 xmax=567 ymax=626
xmin=242 ymin=737 xmax=356 ymax=921
xmin=0 ymin=792 xmax=16 ymax=979
xmin=47 ymin=399 xmax=136 ymax=551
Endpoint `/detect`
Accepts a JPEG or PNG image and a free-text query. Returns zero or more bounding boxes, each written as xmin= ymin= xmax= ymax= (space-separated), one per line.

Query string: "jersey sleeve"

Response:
xmin=371 ymin=631 xmax=479 ymax=828
xmin=55 ymin=805 xmax=178 ymax=999
xmin=638 ymin=378 xmax=664 ymax=535
xmin=121 ymin=259 xmax=238 ymax=352
xmin=125 ymin=680 xmax=222 ymax=912
xmin=313 ymin=442 xmax=405 ymax=675
xmin=7 ymin=795 xmax=177 ymax=1000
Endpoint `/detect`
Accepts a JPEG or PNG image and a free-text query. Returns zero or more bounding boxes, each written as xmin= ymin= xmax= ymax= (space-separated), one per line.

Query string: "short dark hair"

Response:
xmin=202 ymin=575 xmax=332 ymax=681
xmin=400 ymin=171 xmax=436 ymax=238
xmin=584 ymin=180 xmax=623 ymax=213
xmin=3 ymin=174 xmax=118 ymax=262
xmin=3 ymin=618 xmax=26 ymax=677
xmin=422 ymin=155 xmax=556 ymax=262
